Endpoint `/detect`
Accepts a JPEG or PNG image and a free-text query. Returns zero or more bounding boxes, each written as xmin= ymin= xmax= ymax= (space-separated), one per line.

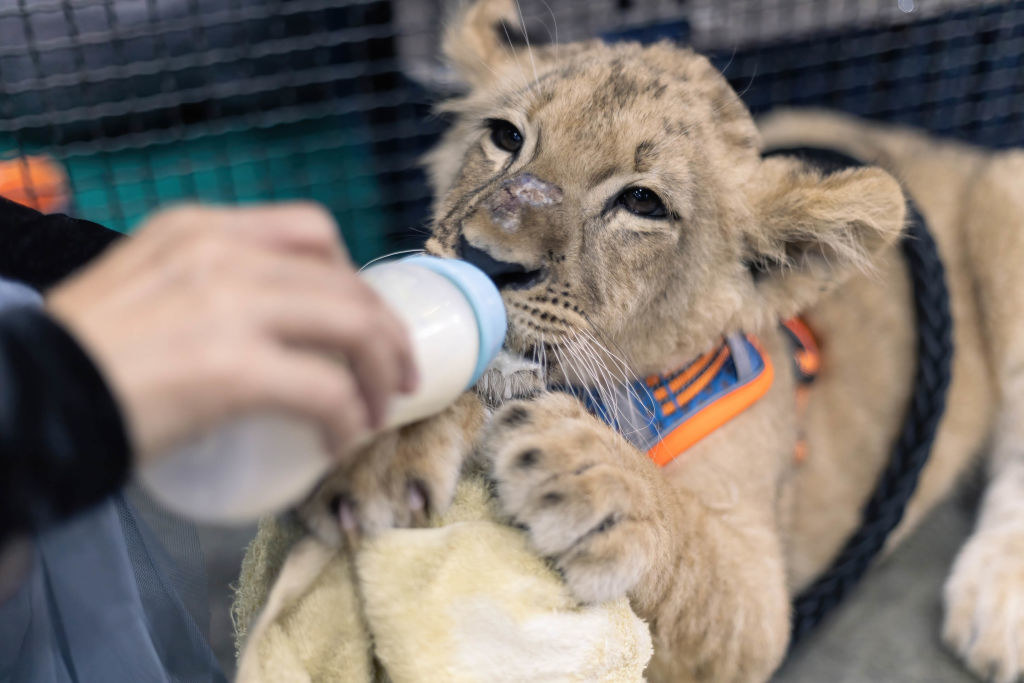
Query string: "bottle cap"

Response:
xmin=401 ymin=255 xmax=507 ymax=387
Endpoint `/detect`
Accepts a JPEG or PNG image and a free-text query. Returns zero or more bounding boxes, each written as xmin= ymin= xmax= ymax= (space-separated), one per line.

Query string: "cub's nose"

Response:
xmin=458 ymin=234 xmax=544 ymax=290
xmin=487 ymin=173 xmax=563 ymax=232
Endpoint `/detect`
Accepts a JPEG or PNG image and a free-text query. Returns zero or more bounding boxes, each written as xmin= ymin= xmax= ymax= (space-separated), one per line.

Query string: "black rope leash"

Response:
xmin=764 ymin=147 xmax=955 ymax=648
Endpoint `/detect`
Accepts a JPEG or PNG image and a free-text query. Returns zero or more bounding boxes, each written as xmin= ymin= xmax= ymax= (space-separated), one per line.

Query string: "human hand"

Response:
xmin=46 ymin=203 xmax=417 ymax=466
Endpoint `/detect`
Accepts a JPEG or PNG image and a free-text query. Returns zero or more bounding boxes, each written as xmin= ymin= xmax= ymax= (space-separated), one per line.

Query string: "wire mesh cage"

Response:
xmin=1 ymin=0 xmax=1021 ymax=263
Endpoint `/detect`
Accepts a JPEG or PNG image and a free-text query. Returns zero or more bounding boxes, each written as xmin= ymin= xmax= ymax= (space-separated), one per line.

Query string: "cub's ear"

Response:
xmin=744 ymin=156 xmax=907 ymax=317
xmin=443 ymin=0 xmax=534 ymax=88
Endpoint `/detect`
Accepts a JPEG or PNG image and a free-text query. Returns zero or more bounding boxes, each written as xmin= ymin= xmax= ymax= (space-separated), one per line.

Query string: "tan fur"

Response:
xmin=301 ymin=3 xmax=1024 ymax=680
xmin=297 ymin=392 xmax=484 ymax=546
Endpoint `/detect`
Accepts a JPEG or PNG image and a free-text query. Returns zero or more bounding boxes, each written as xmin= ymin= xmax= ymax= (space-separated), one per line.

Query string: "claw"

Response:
xmin=407 ymin=479 xmax=430 ymax=526
xmin=336 ymin=497 xmax=362 ymax=549
xmin=408 ymin=483 xmax=426 ymax=512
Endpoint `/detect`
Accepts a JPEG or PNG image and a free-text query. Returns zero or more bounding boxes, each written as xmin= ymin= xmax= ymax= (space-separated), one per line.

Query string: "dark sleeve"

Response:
xmin=0 ymin=196 xmax=121 ymax=290
xmin=0 ymin=307 xmax=132 ymax=543
xmin=0 ymin=197 xmax=131 ymax=544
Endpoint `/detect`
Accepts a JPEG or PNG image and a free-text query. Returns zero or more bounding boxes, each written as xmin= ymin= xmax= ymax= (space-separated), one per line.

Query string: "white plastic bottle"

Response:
xmin=137 ymin=255 xmax=506 ymax=524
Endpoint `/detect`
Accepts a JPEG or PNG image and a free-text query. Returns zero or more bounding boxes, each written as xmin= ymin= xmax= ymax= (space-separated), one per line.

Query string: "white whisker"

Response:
xmin=358 ymin=248 xmax=426 ymax=272
xmin=584 ymin=336 xmax=641 ymax=435
xmin=538 ymin=332 xmax=550 ymax=388
xmin=538 ymin=0 xmax=559 ymax=64
xmin=498 ymin=17 xmax=535 ymax=96
xmin=569 ymin=329 xmax=624 ymax=429
xmin=469 ymin=36 xmax=520 ymax=91
xmin=513 ymin=0 xmax=541 ymax=90
xmin=576 ymin=327 xmax=659 ymax=439
xmin=554 ymin=341 xmax=591 ymax=402
xmin=734 ymin=62 xmax=758 ymax=100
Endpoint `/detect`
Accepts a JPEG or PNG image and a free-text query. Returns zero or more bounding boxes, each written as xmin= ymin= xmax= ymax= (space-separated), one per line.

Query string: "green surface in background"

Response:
xmin=2 ymin=116 xmax=388 ymax=264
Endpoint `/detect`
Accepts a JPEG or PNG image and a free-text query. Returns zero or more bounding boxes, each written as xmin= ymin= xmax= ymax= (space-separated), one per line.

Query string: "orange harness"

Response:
xmin=781 ymin=318 xmax=821 ymax=464
xmin=577 ymin=319 xmax=819 ymax=467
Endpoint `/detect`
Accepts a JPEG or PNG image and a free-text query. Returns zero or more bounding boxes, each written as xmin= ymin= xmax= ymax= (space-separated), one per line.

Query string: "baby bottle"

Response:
xmin=137 ymin=255 xmax=506 ymax=524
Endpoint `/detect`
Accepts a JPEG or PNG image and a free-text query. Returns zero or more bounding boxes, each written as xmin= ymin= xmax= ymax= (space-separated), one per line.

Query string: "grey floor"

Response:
xmin=774 ymin=497 xmax=978 ymax=683
xmin=197 ymin=495 xmax=982 ymax=682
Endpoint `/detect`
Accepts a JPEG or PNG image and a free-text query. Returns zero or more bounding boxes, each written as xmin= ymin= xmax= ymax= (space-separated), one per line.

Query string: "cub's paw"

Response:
xmin=483 ymin=392 xmax=675 ymax=604
xmin=475 ymin=350 xmax=545 ymax=407
xmin=297 ymin=393 xmax=484 ymax=547
xmin=943 ymin=529 xmax=1024 ymax=683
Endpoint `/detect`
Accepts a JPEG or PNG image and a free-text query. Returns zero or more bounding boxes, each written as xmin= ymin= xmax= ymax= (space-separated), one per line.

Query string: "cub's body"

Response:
xmin=761 ymin=113 xmax=999 ymax=593
xmin=301 ymin=3 xmax=1024 ymax=680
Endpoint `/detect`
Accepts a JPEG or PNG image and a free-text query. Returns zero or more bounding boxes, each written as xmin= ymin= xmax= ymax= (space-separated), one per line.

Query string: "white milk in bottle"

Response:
xmin=138 ymin=255 xmax=506 ymax=523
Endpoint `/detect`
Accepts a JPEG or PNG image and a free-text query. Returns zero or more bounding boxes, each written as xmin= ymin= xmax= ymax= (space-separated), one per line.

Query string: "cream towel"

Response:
xmin=233 ymin=477 xmax=653 ymax=682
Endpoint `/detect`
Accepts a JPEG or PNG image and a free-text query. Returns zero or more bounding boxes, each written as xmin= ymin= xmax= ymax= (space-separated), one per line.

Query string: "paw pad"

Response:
xmin=594 ymin=514 xmax=618 ymax=534
xmin=516 ymin=448 xmax=541 ymax=467
xmin=500 ymin=404 xmax=531 ymax=426
xmin=540 ymin=491 xmax=564 ymax=507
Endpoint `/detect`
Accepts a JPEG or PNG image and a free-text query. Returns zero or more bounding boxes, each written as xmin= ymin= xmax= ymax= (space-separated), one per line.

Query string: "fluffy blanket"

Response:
xmin=232 ymin=477 xmax=653 ymax=682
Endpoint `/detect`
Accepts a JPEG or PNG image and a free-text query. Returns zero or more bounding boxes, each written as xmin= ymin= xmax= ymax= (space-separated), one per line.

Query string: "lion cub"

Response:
xmin=302 ymin=2 xmax=1024 ymax=680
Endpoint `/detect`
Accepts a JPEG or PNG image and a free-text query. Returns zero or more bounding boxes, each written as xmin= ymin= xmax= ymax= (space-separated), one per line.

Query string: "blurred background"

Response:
xmin=2 ymin=0 xmax=1021 ymax=263
xmin=2 ymin=0 xmax=1020 ymax=679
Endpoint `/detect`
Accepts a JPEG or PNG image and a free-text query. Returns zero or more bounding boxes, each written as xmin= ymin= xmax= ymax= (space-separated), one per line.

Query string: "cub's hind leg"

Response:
xmin=944 ymin=151 xmax=1024 ymax=683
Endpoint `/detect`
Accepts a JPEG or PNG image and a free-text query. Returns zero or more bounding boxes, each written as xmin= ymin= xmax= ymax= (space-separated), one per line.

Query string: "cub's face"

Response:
xmin=425 ymin=2 xmax=905 ymax=385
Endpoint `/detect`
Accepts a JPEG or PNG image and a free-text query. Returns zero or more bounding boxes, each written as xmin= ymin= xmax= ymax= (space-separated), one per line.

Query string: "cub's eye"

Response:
xmin=487 ymin=119 xmax=524 ymax=153
xmin=617 ymin=186 xmax=668 ymax=218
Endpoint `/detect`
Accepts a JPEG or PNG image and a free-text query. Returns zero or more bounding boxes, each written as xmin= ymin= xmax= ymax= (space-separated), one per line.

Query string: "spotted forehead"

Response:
xmin=505 ymin=60 xmax=702 ymax=182
xmin=494 ymin=59 xmax=707 ymax=166
xmin=517 ymin=48 xmax=707 ymax=116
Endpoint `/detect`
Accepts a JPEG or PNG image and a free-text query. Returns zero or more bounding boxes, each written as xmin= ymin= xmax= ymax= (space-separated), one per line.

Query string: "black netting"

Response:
xmin=0 ymin=0 xmax=441 ymax=261
xmin=2 ymin=0 xmax=1020 ymax=262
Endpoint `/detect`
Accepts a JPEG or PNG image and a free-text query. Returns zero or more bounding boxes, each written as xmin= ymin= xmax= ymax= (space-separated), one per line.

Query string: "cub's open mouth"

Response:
xmin=458 ymin=235 xmax=546 ymax=291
